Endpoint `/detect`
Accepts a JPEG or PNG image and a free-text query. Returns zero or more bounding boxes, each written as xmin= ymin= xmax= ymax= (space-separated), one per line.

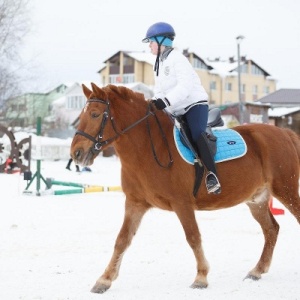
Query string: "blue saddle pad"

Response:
xmin=173 ymin=127 xmax=247 ymax=164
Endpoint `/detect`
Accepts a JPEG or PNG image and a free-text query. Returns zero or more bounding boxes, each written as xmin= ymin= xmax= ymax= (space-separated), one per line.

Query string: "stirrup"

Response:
xmin=205 ymin=172 xmax=221 ymax=194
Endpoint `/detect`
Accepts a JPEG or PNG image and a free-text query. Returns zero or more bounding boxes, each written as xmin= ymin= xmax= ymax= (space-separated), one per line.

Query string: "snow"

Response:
xmin=268 ymin=106 xmax=300 ymax=117
xmin=205 ymin=59 xmax=239 ymax=78
xmin=1 ymin=155 xmax=300 ymax=299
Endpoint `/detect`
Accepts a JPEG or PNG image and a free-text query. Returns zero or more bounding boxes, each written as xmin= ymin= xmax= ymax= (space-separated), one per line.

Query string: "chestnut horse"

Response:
xmin=71 ymin=83 xmax=300 ymax=293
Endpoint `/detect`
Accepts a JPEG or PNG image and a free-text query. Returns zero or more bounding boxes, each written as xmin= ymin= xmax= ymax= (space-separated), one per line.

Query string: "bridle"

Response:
xmin=76 ymin=98 xmax=149 ymax=154
xmin=75 ymin=98 xmax=173 ymax=168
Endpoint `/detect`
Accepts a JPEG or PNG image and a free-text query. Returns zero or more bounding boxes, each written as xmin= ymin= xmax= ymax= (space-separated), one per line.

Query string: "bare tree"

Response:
xmin=0 ymin=0 xmax=30 ymax=108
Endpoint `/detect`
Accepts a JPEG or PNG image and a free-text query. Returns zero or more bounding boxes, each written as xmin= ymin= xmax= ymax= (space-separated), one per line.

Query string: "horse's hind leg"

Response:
xmin=245 ymin=191 xmax=280 ymax=280
xmin=271 ymin=173 xmax=300 ymax=224
xmin=173 ymin=203 xmax=209 ymax=289
xmin=91 ymin=199 xmax=150 ymax=294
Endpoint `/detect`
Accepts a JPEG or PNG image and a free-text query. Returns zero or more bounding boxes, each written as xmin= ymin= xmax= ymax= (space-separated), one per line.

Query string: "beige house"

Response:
xmin=98 ymin=50 xmax=276 ymax=106
xmin=98 ymin=51 xmax=155 ymax=88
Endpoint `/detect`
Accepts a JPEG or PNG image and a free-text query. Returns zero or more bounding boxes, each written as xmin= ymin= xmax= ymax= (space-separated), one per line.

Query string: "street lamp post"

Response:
xmin=236 ymin=35 xmax=245 ymax=124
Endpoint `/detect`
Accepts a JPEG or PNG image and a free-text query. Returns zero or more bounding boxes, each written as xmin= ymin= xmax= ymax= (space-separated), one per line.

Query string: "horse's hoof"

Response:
xmin=90 ymin=282 xmax=111 ymax=294
xmin=190 ymin=282 xmax=208 ymax=289
xmin=243 ymin=274 xmax=261 ymax=281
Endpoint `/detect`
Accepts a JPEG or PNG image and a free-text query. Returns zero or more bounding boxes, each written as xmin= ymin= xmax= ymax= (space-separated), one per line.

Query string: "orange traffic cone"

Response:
xmin=269 ymin=196 xmax=284 ymax=215
xmin=4 ymin=157 xmax=12 ymax=173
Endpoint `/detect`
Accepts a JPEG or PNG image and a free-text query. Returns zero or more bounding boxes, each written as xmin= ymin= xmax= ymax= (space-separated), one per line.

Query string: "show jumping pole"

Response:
xmin=24 ymin=116 xmax=50 ymax=196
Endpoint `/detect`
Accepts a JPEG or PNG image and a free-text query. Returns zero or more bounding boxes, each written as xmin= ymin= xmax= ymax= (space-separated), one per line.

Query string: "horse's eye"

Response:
xmin=91 ymin=112 xmax=100 ymax=118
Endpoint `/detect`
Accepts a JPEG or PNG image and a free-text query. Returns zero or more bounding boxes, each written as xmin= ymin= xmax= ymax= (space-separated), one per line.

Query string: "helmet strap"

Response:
xmin=154 ymin=36 xmax=167 ymax=76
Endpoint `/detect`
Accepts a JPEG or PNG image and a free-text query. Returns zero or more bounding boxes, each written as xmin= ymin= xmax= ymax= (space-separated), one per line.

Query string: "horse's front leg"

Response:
xmin=173 ymin=203 xmax=210 ymax=289
xmin=91 ymin=199 xmax=150 ymax=294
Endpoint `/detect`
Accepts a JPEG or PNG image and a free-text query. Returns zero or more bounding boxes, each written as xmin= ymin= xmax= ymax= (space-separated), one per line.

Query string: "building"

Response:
xmin=255 ymin=89 xmax=300 ymax=134
xmin=3 ymin=84 xmax=69 ymax=129
xmin=46 ymin=82 xmax=88 ymax=138
xmin=201 ymin=55 xmax=276 ymax=105
xmin=98 ymin=50 xmax=276 ymax=106
xmin=98 ymin=51 xmax=155 ymax=87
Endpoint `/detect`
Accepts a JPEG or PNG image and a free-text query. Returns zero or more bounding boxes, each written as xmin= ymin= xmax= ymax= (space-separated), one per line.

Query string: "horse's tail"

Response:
xmin=285 ymin=128 xmax=300 ymax=167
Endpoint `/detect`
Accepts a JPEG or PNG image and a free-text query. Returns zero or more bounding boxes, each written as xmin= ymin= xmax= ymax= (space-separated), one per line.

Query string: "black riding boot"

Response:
xmin=196 ymin=132 xmax=221 ymax=194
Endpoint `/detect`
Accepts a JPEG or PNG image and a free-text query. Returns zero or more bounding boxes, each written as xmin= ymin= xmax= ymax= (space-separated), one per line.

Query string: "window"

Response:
xmin=252 ymin=85 xmax=258 ymax=95
xmin=252 ymin=85 xmax=258 ymax=101
xmin=56 ymin=85 xmax=66 ymax=93
xmin=263 ymin=86 xmax=270 ymax=94
xmin=242 ymin=84 xmax=246 ymax=94
xmin=235 ymin=64 xmax=248 ymax=74
xmin=251 ymin=65 xmax=264 ymax=75
xmin=67 ymin=95 xmax=85 ymax=109
xmin=123 ymin=56 xmax=134 ymax=66
xmin=109 ymin=75 xmax=120 ymax=84
xmin=225 ymin=82 xmax=232 ymax=91
xmin=123 ymin=74 xmax=135 ymax=83
xmin=192 ymin=57 xmax=208 ymax=70
xmin=210 ymin=81 xmax=216 ymax=90
xmin=109 ymin=74 xmax=135 ymax=84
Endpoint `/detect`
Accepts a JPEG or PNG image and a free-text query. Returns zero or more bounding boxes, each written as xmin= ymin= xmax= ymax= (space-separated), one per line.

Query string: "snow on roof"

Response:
xmin=268 ymin=106 xmax=300 ymax=117
xmin=127 ymin=52 xmax=155 ymax=65
xmin=205 ymin=59 xmax=240 ymax=77
xmin=128 ymin=51 xmax=241 ymax=77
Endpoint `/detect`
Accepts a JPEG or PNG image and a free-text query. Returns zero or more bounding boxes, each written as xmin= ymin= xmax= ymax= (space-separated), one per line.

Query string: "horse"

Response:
xmin=70 ymin=82 xmax=300 ymax=294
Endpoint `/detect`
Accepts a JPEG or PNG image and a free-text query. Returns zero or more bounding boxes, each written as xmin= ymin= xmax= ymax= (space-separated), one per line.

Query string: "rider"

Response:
xmin=142 ymin=21 xmax=221 ymax=194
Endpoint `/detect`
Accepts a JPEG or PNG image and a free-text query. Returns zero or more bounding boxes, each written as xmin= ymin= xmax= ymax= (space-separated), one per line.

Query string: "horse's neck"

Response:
xmin=113 ymin=112 xmax=173 ymax=166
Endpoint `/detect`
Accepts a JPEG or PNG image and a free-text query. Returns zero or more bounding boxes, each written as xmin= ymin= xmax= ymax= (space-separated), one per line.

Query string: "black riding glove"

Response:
xmin=152 ymin=98 xmax=170 ymax=110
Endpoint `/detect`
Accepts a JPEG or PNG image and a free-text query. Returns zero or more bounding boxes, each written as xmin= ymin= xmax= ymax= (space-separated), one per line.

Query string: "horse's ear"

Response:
xmin=91 ymin=82 xmax=102 ymax=96
xmin=82 ymin=84 xmax=92 ymax=99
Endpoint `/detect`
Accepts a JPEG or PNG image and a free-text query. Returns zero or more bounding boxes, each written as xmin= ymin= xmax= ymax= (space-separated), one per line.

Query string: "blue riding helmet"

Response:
xmin=142 ymin=22 xmax=175 ymax=43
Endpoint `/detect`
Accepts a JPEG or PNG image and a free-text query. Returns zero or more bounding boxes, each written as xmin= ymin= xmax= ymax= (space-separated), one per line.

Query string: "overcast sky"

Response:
xmin=21 ymin=0 xmax=300 ymax=92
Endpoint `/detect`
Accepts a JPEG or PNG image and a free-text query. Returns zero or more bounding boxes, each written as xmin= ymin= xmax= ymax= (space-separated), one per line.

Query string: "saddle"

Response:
xmin=176 ymin=107 xmax=224 ymax=196
xmin=177 ymin=107 xmax=224 ymax=156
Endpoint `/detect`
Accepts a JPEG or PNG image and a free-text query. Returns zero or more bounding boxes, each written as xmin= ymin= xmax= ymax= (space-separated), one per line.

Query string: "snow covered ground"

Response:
xmin=1 ymin=155 xmax=300 ymax=300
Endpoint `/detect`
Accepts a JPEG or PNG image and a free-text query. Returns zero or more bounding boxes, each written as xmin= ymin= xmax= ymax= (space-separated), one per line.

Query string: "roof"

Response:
xmin=205 ymin=60 xmax=239 ymax=77
xmin=256 ymin=89 xmax=300 ymax=105
xmin=125 ymin=52 xmax=155 ymax=65
xmin=204 ymin=58 xmax=271 ymax=78
xmin=98 ymin=50 xmax=273 ymax=80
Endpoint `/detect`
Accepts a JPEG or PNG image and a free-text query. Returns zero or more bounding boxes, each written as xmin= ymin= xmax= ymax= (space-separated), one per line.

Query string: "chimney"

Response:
xmin=229 ymin=56 xmax=235 ymax=63
xmin=183 ymin=48 xmax=189 ymax=57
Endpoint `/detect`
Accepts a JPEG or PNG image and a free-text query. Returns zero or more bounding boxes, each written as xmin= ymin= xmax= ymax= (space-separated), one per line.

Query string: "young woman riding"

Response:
xmin=142 ymin=21 xmax=221 ymax=194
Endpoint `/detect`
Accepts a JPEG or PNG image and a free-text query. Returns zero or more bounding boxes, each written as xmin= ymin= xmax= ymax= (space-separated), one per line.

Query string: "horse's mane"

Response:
xmin=104 ymin=84 xmax=147 ymax=105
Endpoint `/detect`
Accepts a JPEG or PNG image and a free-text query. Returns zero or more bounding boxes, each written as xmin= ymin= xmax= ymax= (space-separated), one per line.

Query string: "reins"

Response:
xmin=75 ymin=98 xmax=173 ymax=168
xmin=146 ymin=106 xmax=173 ymax=168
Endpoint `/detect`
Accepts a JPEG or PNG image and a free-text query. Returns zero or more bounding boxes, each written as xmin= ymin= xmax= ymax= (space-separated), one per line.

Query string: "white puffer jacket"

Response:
xmin=153 ymin=49 xmax=208 ymax=116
